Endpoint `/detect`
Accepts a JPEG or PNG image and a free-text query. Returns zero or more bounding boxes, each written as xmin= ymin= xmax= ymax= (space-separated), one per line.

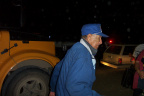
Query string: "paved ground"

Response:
xmin=93 ymin=65 xmax=133 ymax=96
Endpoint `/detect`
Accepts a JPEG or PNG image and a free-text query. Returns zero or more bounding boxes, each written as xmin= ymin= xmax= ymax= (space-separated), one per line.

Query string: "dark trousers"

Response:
xmin=133 ymin=88 xmax=143 ymax=96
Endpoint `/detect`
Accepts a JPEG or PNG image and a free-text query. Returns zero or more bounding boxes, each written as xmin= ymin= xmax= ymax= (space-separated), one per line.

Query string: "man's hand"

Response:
xmin=137 ymin=70 xmax=144 ymax=79
xmin=49 ymin=92 xmax=55 ymax=96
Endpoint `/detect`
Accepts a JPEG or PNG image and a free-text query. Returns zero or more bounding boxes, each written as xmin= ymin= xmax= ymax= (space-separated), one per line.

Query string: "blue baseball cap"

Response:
xmin=81 ymin=24 xmax=109 ymax=37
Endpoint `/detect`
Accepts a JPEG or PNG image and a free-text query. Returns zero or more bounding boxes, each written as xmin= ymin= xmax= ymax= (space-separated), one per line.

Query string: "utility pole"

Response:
xmin=13 ymin=0 xmax=24 ymax=28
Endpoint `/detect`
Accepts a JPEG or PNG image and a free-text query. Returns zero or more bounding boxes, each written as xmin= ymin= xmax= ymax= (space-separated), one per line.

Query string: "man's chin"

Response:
xmin=94 ymin=46 xmax=99 ymax=50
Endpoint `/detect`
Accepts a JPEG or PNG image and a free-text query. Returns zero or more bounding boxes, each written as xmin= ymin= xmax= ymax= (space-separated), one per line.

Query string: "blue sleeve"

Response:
xmin=50 ymin=59 xmax=63 ymax=92
xmin=66 ymin=58 xmax=101 ymax=96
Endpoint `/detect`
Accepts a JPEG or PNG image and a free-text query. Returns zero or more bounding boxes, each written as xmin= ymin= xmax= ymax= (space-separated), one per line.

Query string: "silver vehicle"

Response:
xmin=100 ymin=44 xmax=137 ymax=68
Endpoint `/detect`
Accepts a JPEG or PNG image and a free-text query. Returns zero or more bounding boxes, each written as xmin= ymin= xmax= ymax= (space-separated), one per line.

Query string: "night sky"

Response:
xmin=0 ymin=0 xmax=144 ymax=43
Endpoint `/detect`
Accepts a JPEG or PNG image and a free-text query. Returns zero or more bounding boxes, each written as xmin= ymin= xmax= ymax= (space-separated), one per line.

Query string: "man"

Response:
xmin=49 ymin=23 xmax=108 ymax=96
xmin=133 ymin=49 xmax=144 ymax=96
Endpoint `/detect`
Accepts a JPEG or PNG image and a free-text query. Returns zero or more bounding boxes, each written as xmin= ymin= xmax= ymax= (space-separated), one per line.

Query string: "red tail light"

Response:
xmin=130 ymin=57 xmax=135 ymax=64
xmin=118 ymin=58 xmax=122 ymax=64
xmin=109 ymin=40 xmax=113 ymax=43
xmin=130 ymin=57 xmax=135 ymax=62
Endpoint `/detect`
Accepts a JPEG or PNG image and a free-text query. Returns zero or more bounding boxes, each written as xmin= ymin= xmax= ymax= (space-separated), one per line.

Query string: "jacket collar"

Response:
xmin=80 ymin=39 xmax=94 ymax=58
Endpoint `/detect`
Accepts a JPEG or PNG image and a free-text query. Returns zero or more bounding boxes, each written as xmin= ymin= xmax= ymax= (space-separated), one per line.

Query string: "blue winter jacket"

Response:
xmin=50 ymin=42 xmax=101 ymax=96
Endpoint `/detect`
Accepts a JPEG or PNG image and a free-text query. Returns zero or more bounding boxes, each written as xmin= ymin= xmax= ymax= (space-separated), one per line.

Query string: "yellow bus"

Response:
xmin=0 ymin=30 xmax=60 ymax=96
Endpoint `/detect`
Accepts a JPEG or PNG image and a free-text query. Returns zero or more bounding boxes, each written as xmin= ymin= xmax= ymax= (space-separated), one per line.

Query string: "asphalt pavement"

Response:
xmin=93 ymin=65 xmax=133 ymax=96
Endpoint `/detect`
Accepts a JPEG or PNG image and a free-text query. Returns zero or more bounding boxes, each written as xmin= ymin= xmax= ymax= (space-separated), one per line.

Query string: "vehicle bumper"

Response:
xmin=100 ymin=60 xmax=132 ymax=69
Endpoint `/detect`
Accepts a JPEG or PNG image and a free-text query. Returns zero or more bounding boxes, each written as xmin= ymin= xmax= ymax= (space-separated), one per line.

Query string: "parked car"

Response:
xmin=100 ymin=44 xmax=137 ymax=68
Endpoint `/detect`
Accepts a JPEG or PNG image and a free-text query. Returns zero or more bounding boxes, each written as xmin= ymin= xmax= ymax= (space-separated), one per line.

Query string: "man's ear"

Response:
xmin=87 ymin=34 xmax=92 ymax=41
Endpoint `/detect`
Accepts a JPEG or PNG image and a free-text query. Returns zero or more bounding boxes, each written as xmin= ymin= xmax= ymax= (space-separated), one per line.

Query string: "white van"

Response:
xmin=100 ymin=44 xmax=137 ymax=68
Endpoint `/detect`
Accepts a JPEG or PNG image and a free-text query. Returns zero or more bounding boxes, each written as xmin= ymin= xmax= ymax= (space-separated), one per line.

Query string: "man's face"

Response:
xmin=87 ymin=34 xmax=102 ymax=49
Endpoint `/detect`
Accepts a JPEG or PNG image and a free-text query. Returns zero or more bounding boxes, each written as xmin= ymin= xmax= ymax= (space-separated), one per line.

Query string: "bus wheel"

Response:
xmin=5 ymin=69 xmax=50 ymax=96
